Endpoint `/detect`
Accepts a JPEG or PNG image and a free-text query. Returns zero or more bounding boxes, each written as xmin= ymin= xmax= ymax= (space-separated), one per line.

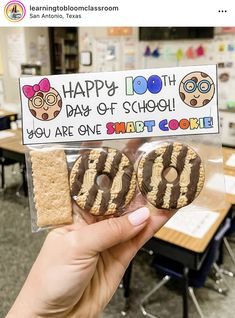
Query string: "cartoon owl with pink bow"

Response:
xmin=22 ymin=78 xmax=62 ymax=121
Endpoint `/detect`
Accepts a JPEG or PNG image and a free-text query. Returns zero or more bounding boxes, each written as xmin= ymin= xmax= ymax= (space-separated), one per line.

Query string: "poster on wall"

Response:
xmin=7 ymin=32 xmax=26 ymax=79
xmin=93 ymin=39 xmax=121 ymax=72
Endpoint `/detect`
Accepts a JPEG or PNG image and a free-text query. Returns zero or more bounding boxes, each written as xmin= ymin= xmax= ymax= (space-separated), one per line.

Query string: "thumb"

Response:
xmin=76 ymin=207 xmax=150 ymax=254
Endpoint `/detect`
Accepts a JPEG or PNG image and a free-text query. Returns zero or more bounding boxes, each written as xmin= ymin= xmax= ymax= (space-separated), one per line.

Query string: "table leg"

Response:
xmin=120 ymin=261 xmax=133 ymax=315
xmin=1 ymin=160 xmax=5 ymax=189
xmin=218 ymin=237 xmax=224 ymax=265
xmin=22 ymin=164 xmax=28 ymax=196
xmin=182 ymin=267 xmax=189 ymax=318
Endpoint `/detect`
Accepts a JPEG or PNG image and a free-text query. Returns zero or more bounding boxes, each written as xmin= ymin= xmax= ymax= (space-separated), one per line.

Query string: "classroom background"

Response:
xmin=1 ymin=27 xmax=235 ymax=318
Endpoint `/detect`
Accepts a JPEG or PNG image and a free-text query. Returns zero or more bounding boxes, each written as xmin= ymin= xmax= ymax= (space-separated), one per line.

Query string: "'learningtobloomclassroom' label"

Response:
xmin=19 ymin=65 xmax=218 ymax=145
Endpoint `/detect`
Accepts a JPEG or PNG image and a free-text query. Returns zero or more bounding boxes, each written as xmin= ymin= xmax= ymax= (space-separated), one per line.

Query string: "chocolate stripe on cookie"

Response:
xmin=99 ymin=191 xmax=111 ymax=214
xmin=91 ymin=149 xmax=117 ymax=214
xmin=185 ymin=156 xmax=201 ymax=202
xmin=162 ymin=143 xmax=183 ymax=209
xmin=84 ymin=184 xmax=98 ymax=211
xmin=141 ymin=150 xmax=158 ymax=195
xmin=176 ymin=145 xmax=188 ymax=172
xmin=77 ymin=150 xmax=101 ymax=208
xmin=155 ymin=144 xmax=173 ymax=207
xmin=85 ymin=151 xmax=108 ymax=212
xmin=113 ymin=165 xmax=134 ymax=210
xmin=168 ymin=145 xmax=188 ymax=209
xmin=70 ymin=155 xmax=88 ymax=197
xmin=109 ymin=151 xmax=123 ymax=178
xmin=96 ymin=150 xmax=108 ymax=172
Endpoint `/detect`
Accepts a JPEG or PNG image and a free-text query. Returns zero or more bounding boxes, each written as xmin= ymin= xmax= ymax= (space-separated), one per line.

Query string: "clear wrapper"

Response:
xmin=25 ymin=134 xmax=225 ymax=232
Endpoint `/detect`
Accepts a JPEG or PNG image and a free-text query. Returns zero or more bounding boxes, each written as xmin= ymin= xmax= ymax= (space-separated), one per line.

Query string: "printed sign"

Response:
xmin=19 ymin=65 xmax=218 ymax=145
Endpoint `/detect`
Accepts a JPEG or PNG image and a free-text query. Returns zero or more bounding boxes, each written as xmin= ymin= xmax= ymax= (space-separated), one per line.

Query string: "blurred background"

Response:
xmin=0 ymin=27 xmax=235 ymax=145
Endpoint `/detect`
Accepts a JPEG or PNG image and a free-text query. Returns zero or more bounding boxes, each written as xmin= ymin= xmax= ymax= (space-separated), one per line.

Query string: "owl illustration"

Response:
xmin=22 ymin=78 xmax=62 ymax=121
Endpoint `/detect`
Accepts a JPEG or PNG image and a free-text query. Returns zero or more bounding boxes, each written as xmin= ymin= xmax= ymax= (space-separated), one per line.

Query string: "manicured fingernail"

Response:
xmin=128 ymin=207 xmax=150 ymax=226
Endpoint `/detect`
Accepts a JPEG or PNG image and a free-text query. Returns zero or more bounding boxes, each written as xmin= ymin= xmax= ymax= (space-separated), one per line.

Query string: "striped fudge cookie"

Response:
xmin=137 ymin=142 xmax=205 ymax=210
xmin=70 ymin=147 xmax=136 ymax=216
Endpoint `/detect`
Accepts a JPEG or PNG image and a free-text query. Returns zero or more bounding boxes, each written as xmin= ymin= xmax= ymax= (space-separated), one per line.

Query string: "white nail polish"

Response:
xmin=128 ymin=207 xmax=150 ymax=226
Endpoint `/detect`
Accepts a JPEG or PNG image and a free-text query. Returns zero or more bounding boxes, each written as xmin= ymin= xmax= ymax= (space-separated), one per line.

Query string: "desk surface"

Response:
xmin=0 ymin=129 xmax=24 ymax=154
xmin=223 ymin=147 xmax=235 ymax=171
xmin=221 ymin=146 xmax=235 ymax=205
xmin=154 ymin=202 xmax=231 ymax=253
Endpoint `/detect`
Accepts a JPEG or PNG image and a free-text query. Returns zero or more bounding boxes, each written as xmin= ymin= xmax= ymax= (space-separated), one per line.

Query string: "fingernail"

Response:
xmin=128 ymin=207 xmax=150 ymax=226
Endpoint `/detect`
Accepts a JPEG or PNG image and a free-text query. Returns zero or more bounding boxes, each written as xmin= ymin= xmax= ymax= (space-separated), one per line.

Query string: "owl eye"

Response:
xmin=198 ymin=80 xmax=211 ymax=93
xmin=183 ymin=80 xmax=196 ymax=93
xmin=32 ymin=96 xmax=44 ymax=108
xmin=45 ymin=93 xmax=57 ymax=106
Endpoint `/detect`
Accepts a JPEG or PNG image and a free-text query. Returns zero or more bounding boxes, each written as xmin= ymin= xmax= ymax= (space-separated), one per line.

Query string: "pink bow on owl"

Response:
xmin=22 ymin=78 xmax=50 ymax=99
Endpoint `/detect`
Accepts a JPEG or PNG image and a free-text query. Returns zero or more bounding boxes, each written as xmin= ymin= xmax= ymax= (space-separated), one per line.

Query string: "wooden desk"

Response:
xmin=0 ymin=128 xmax=22 ymax=143
xmin=142 ymin=203 xmax=231 ymax=318
xmin=0 ymin=129 xmax=24 ymax=161
xmin=154 ymin=204 xmax=231 ymax=253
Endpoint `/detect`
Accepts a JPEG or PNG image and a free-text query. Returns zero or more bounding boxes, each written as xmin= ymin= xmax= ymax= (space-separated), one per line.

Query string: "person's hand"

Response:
xmin=7 ymin=203 xmax=175 ymax=318
xmin=7 ymin=139 xmax=176 ymax=318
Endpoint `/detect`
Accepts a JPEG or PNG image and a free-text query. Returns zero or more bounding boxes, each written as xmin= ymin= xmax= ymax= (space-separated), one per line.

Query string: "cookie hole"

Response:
xmin=96 ymin=174 xmax=112 ymax=191
xmin=162 ymin=167 xmax=179 ymax=183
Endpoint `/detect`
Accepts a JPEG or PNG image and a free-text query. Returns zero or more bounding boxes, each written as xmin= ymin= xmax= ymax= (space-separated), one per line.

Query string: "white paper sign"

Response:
xmin=19 ymin=65 xmax=218 ymax=145
xmin=164 ymin=205 xmax=219 ymax=238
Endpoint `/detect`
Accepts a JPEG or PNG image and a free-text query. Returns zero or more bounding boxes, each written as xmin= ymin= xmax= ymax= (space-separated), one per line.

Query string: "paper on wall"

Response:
xmin=164 ymin=205 xmax=219 ymax=238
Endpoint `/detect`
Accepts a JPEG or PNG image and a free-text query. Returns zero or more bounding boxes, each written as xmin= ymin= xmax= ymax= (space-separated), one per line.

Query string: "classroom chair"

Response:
xmin=224 ymin=211 xmax=235 ymax=265
xmin=140 ymin=218 xmax=231 ymax=318
xmin=0 ymin=157 xmax=17 ymax=190
xmin=0 ymin=157 xmax=27 ymax=195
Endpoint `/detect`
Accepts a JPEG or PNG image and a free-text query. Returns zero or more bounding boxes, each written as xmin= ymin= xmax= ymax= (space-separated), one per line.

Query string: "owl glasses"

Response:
xmin=183 ymin=79 xmax=213 ymax=94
